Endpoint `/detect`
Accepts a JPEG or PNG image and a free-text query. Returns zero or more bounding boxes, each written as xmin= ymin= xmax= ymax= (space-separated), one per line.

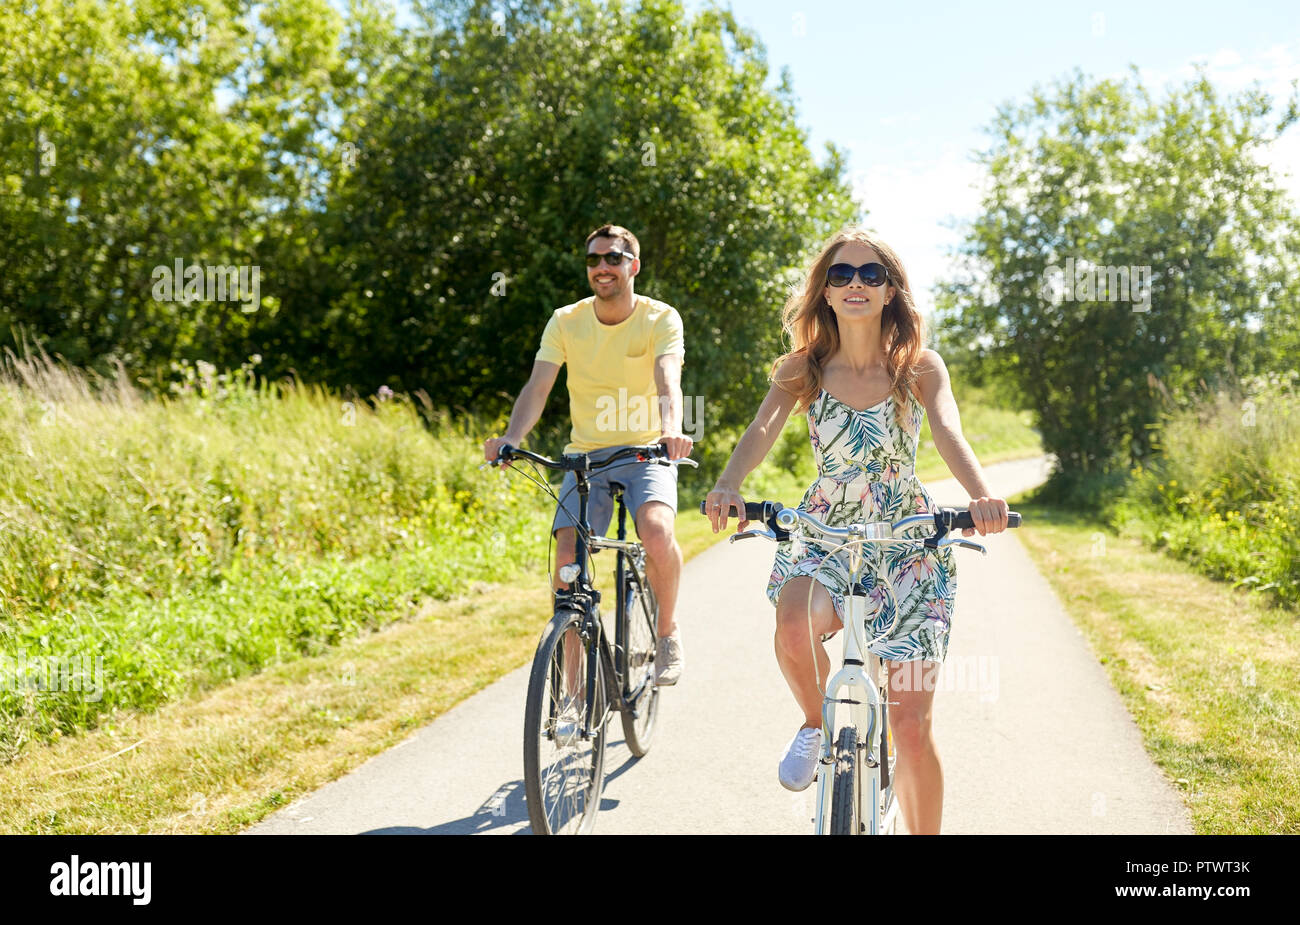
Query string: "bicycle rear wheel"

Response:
xmin=523 ymin=608 xmax=607 ymax=835
xmin=619 ymin=575 xmax=660 ymax=757
xmin=829 ymin=726 xmax=860 ymax=835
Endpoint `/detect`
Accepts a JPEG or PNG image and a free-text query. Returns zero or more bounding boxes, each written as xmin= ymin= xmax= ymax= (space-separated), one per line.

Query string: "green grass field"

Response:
xmin=0 ymin=351 xmax=558 ymax=761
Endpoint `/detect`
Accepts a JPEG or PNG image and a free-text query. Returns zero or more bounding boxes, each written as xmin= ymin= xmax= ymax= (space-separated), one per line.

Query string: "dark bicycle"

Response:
xmin=485 ymin=442 xmax=696 ymax=834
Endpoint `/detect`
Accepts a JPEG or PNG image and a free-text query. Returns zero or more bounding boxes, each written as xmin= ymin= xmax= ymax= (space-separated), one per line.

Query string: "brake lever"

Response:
xmin=937 ymin=536 xmax=987 ymax=555
xmin=729 ymin=527 xmax=778 ymax=543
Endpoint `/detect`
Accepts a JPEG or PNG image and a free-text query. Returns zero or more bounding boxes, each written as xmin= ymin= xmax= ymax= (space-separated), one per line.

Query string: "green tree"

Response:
xmin=936 ymin=68 xmax=1300 ymax=501
xmin=269 ymin=0 xmax=856 ymax=454
xmin=0 ymin=0 xmax=371 ymax=376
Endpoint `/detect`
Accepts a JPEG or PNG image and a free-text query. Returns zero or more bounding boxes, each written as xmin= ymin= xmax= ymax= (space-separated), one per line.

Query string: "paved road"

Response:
xmin=247 ymin=455 xmax=1194 ymax=834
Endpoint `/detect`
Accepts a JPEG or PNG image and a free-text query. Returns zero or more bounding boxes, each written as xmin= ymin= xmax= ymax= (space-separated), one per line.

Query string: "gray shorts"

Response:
xmin=551 ymin=445 xmax=679 ymax=536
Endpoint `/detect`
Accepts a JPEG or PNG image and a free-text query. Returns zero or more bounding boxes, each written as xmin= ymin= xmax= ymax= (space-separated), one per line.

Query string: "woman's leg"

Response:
xmin=886 ymin=659 xmax=943 ymax=835
xmin=774 ymin=578 xmax=842 ymax=728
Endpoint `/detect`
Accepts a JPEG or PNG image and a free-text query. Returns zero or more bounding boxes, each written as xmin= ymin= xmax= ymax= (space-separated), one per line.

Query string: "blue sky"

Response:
xmin=688 ymin=0 xmax=1300 ymax=310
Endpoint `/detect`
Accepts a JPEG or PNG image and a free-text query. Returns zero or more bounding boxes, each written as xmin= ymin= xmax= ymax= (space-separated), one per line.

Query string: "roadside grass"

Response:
xmin=0 ymin=584 xmax=553 ymax=833
xmin=916 ymin=386 xmax=1043 ymax=481
xmin=1111 ymin=377 xmax=1299 ymax=610
xmin=1 ymin=503 xmax=724 ymax=834
xmin=1013 ymin=498 xmax=1299 ymax=834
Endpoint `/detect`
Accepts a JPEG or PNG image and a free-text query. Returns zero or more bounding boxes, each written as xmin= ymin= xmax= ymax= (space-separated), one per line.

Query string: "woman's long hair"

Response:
xmin=771 ymin=226 xmax=925 ymax=431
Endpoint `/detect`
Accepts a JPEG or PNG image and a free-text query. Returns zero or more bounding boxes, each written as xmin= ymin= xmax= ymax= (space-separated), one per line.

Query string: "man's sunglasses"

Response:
xmin=826 ymin=262 xmax=889 ymax=287
xmin=586 ymin=249 xmax=634 ymax=267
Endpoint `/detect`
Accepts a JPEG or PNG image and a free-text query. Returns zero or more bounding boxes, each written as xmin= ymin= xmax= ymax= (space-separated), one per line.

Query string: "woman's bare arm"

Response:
xmin=914 ymin=349 xmax=1008 ymax=535
xmin=706 ymin=362 xmax=801 ymax=532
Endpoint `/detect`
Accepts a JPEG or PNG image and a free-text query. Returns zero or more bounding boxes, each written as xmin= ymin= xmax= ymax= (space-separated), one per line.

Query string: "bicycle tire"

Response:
xmin=829 ymin=726 xmax=860 ymax=835
xmin=523 ymin=608 xmax=607 ymax=835
xmin=619 ymin=575 xmax=660 ymax=757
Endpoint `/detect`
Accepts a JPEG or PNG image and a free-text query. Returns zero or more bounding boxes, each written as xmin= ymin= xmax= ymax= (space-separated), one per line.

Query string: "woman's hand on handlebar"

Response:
xmin=705 ymin=483 xmax=749 ymax=534
xmin=964 ymin=496 xmax=1009 ymax=536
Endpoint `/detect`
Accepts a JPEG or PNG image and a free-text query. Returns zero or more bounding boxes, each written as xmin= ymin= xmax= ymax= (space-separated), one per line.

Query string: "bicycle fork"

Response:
xmin=813 ymin=592 xmax=887 ymax=835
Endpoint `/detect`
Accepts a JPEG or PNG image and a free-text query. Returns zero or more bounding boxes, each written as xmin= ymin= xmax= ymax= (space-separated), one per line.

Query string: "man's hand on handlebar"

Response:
xmin=657 ymin=432 xmax=694 ymax=461
xmin=482 ymin=435 xmax=518 ymax=468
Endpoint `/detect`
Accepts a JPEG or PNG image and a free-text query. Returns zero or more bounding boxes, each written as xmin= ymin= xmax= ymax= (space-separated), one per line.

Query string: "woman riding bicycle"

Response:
xmin=703 ymin=226 xmax=1009 ymax=835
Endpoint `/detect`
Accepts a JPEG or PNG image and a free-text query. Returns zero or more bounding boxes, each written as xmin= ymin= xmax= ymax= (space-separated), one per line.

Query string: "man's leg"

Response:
xmin=553 ymin=526 xmax=577 ymax=592
xmin=551 ymin=526 xmax=582 ymax=702
xmin=634 ymin=501 xmax=681 ymax=637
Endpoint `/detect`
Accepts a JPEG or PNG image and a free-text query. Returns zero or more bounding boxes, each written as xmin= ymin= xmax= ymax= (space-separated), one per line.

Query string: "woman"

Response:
xmin=704 ymin=226 xmax=1009 ymax=835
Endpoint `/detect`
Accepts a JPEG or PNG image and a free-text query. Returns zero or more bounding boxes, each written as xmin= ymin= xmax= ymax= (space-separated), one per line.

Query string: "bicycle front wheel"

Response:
xmin=523 ymin=608 xmax=607 ymax=835
xmin=619 ymin=576 xmax=660 ymax=757
xmin=829 ymin=726 xmax=861 ymax=835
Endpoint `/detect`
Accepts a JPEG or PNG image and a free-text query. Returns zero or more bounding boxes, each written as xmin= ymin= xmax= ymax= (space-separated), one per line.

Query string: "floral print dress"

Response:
xmin=766 ymin=387 xmax=956 ymax=663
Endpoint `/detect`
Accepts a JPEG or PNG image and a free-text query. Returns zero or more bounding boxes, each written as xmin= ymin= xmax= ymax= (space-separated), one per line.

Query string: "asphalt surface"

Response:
xmin=247 ymin=455 xmax=1194 ymax=835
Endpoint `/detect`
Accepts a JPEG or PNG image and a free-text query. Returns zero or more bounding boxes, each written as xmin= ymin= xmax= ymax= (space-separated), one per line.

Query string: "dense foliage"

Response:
xmin=1 ymin=0 xmax=856 ymax=453
xmin=936 ymin=69 xmax=1300 ymax=500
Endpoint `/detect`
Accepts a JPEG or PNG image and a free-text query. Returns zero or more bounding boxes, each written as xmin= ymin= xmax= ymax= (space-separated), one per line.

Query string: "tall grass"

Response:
xmin=1112 ymin=372 xmax=1299 ymax=609
xmin=0 ymin=349 xmax=552 ymax=760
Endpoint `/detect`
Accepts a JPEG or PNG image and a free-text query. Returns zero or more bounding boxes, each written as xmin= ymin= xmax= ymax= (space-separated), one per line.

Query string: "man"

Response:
xmin=483 ymin=224 xmax=692 ymax=684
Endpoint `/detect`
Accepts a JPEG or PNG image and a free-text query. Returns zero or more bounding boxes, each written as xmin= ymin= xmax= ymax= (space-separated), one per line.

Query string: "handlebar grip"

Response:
xmin=698 ymin=500 xmax=769 ymax=521
xmin=949 ymin=510 xmax=1021 ymax=529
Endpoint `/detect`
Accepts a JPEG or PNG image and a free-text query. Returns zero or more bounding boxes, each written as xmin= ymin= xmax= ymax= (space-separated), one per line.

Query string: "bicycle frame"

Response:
xmin=612 ymin=494 xmax=657 ymax=718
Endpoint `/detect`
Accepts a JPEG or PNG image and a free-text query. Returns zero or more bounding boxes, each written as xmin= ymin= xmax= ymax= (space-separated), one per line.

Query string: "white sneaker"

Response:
xmin=778 ymin=726 xmax=823 ymax=791
xmin=654 ymin=628 xmax=684 ymax=686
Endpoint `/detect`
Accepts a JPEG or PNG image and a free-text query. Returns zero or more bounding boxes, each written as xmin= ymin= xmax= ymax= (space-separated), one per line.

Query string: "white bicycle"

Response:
xmin=702 ymin=499 xmax=1021 ymax=834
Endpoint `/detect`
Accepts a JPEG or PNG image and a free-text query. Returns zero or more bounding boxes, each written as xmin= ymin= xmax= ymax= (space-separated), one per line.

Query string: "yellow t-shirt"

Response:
xmin=536 ymin=295 xmax=685 ymax=453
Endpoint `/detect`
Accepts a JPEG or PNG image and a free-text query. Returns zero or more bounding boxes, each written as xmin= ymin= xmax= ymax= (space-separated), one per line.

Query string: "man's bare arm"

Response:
xmin=653 ymin=353 xmax=693 ymax=459
xmin=483 ymin=360 xmax=560 ymax=462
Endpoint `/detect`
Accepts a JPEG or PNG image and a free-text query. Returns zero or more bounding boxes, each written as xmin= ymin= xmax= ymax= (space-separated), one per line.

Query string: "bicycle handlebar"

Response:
xmin=698 ymin=498 xmax=1021 ymax=547
xmin=488 ymin=442 xmax=698 ymax=473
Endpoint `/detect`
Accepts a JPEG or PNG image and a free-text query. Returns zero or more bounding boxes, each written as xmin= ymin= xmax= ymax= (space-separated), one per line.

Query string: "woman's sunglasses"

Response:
xmin=585 ymin=249 xmax=633 ymax=268
xmin=826 ymin=262 xmax=889 ymax=287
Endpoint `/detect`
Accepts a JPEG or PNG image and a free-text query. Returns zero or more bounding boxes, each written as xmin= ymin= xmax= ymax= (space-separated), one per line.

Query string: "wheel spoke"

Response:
xmin=529 ymin=619 xmax=603 ymax=834
xmin=619 ymin=578 xmax=660 ymax=756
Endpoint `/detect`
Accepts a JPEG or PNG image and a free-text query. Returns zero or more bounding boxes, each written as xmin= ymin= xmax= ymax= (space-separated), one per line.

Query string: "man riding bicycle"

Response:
xmin=483 ymin=224 xmax=693 ymax=685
